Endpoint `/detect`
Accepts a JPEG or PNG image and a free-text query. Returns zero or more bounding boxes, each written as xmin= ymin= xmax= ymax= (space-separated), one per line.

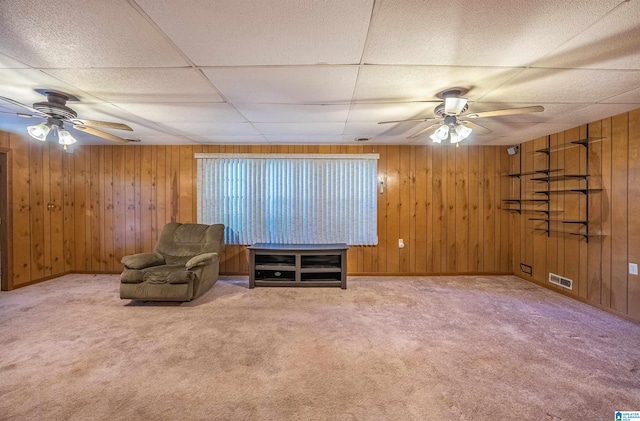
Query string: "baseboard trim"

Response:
xmin=9 ymin=271 xmax=72 ymax=290
xmin=514 ymin=274 xmax=640 ymax=325
xmin=350 ymin=272 xmax=513 ymax=277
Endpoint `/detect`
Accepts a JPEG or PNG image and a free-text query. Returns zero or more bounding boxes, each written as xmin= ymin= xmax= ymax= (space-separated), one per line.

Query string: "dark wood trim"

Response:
xmin=349 ymin=271 xmax=514 ymax=277
xmin=8 ymin=271 xmax=71 ymax=290
xmin=0 ymin=149 xmax=11 ymax=291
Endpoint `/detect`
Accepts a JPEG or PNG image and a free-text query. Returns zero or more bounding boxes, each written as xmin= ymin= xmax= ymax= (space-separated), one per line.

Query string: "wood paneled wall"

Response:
xmin=4 ymin=108 xmax=639 ymax=323
xmin=511 ymin=109 xmax=640 ymax=322
xmin=1 ymin=135 xmax=512 ymax=289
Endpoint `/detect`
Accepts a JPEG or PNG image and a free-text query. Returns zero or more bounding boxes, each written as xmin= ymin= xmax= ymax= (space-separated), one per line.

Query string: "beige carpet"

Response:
xmin=1 ymin=274 xmax=639 ymax=420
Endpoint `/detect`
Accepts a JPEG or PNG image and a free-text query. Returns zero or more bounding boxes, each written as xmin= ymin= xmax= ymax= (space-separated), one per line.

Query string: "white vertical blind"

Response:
xmin=196 ymin=154 xmax=378 ymax=245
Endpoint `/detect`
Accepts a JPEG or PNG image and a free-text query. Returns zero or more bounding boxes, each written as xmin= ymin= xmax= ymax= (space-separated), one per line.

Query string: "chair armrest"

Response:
xmin=185 ymin=252 xmax=219 ymax=270
xmin=121 ymin=252 xmax=165 ymax=270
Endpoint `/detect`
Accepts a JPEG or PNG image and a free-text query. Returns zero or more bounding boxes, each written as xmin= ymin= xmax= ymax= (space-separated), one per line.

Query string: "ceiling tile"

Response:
xmin=549 ymin=103 xmax=640 ymax=124
xmin=265 ymin=135 xmax=344 ymax=144
xmin=0 ymin=0 xmax=187 ymax=68
xmin=164 ymin=122 xmax=261 ymax=137
xmin=0 ymin=69 xmax=100 ymax=107
xmin=113 ymin=103 xmax=247 ymax=123
xmin=600 ymin=87 xmax=640 ymax=104
xmin=363 ymin=0 xmax=621 ymax=66
xmin=343 ymin=121 xmax=420 ymax=137
xmin=485 ymin=123 xmax=580 ymax=145
xmin=479 ymin=68 xmax=640 ymax=103
xmin=254 ymin=123 xmax=345 ymax=136
xmin=347 ymin=102 xmax=440 ymax=123
xmin=348 ymin=135 xmax=418 ymax=145
xmin=0 ymin=53 xmax=28 ymax=69
xmin=532 ymin=0 xmax=640 ymax=70
xmin=353 ymin=66 xmax=524 ymax=102
xmin=196 ymin=135 xmax=268 ymax=144
xmin=235 ymin=104 xmax=350 ymax=123
xmin=44 ymin=68 xmax=223 ymax=103
xmin=203 ymin=66 xmax=359 ymax=104
xmin=136 ymin=0 xmax=373 ymax=65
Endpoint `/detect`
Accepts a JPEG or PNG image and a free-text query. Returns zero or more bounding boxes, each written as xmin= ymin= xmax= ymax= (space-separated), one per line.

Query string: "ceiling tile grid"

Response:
xmin=0 ymin=0 xmax=639 ymax=146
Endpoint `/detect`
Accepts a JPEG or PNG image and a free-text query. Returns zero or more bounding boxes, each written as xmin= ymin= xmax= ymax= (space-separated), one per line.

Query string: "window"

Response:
xmin=196 ymin=154 xmax=378 ymax=245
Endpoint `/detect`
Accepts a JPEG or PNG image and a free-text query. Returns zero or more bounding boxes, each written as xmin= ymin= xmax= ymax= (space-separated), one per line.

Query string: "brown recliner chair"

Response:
xmin=119 ymin=222 xmax=224 ymax=302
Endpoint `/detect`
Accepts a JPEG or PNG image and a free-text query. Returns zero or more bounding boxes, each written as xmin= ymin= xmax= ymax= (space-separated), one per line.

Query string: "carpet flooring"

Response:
xmin=1 ymin=274 xmax=639 ymax=420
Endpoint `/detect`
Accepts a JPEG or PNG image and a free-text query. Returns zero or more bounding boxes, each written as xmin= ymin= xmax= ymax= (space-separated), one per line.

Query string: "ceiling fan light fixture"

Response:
xmin=58 ymin=129 xmax=77 ymax=146
xmin=27 ymin=122 xmax=51 ymax=141
xmin=455 ymin=124 xmax=473 ymax=141
xmin=430 ymin=124 xmax=450 ymax=143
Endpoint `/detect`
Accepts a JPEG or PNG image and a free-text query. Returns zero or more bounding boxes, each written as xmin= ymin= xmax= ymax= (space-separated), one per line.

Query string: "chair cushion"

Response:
xmin=154 ymin=223 xmax=224 ymax=265
xmin=121 ymin=269 xmax=144 ymax=284
xmin=185 ymin=252 xmax=218 ymax=270
xmin=142 ymin=265 xmax=195 ymax=285
xmin=121 ymin=252 xmax=165 ymax=270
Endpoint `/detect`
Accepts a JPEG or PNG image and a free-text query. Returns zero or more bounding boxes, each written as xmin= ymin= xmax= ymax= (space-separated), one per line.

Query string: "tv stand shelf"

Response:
xmin=248 ymin=243 xmax=348 ymax=289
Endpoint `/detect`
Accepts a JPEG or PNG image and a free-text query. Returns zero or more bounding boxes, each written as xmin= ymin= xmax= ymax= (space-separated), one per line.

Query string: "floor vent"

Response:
xmin=549 ymin=273 xmax=573 ymax=290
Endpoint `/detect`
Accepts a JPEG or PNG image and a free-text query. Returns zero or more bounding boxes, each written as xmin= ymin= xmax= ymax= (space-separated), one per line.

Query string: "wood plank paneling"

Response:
xmin=102 ymin=147 xmax=114 ymax=272
xmin=446 ymin=148 xmax=457 ymax=272
xmin=5 ymin=105 xmax=640 ymax=320
xmin=415 ymin=146 xmax=428 ymax=273
xmin=483 ymin=147 xmax=496 ymax=272
xmin=600 ymin=118 xmax=613 ymax=307
xmin=627 ymin=109 xmax=640 ymax=319
xmin=29 ymin=142 xmax=45 ymax=279
xmin=48 ymin=143 xmax=64 ymax=275
xmin=8 ymin=114 xmax=640 ymax=324
xmin=455 ymin=146 xmax=469 ymax=272
xmin=587 ymin=121 xmax=603 ymax=304
xmin=468 ymin=147 xmax=480 ymax=272
xmin=112 ymin=146 xmax=126 ymax=266
xmin=431 ymin=147 xmax=445 ymax=272
xmin=386 ymin=146 xmax=400 ymax=273
xmin=508 ymin=108 xmax=640 ymax=323
xmin=90 ymin=146 xmax=101 ymax=271
xmin=11 ymin=135 xmax=32 ymax=285
xmin=62 ymin=151 xmax=74 ymax=272
xmin=399 ymin=146 xmax=411 ymax=272
xmin=610 ymin=113 xmax=629 ymax=314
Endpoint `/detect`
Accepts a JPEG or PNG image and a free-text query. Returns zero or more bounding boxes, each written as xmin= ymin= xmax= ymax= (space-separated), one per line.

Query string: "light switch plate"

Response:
xmin=630 ymin=263 xmax=638 ymax=276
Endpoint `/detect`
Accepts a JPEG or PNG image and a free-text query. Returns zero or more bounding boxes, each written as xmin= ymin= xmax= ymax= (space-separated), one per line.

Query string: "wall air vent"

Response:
xmin=549 ymin=272 xmax=573 ymax=290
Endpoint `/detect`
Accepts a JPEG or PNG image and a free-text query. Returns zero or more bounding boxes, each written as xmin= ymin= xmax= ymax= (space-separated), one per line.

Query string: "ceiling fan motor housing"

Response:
xmin=33 ymin=91 xmax=78 ymax=120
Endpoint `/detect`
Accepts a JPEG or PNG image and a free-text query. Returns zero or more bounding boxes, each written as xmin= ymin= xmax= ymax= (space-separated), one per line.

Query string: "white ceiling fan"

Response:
xmin=0 ymin=90 xmax=139 ymax=149
xmin=379 ymin=88 xmax=544 ymax=145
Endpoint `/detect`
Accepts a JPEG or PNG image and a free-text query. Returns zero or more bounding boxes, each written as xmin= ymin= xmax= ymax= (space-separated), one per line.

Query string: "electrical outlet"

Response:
xmin=630 ymin=263 xmax=638 ymax=276
xmin=398 ymin=239 xmax=405 ymax=249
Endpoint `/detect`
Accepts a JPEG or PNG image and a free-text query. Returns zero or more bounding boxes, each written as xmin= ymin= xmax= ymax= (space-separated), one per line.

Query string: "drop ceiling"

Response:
xmin=0 ymin=0 xmax=639 ymax=146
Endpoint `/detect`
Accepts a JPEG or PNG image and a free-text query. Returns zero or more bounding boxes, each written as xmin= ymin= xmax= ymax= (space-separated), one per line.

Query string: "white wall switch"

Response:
xmin=398 ymin=239 xmax=405 ymax=249
xmin=630 ymin=263 xmax=638 ymax=276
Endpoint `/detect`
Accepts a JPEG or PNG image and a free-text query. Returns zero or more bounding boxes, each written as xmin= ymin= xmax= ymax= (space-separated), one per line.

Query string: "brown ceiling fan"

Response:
xmin=0 ymin=89 xmax=139 ymax=146
xmin=379 ymin=88 xmax=544 ymax=144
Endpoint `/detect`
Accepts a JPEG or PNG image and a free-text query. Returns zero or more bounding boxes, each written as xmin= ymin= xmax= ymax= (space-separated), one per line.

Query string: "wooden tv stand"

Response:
xmin=248 ymin=243 xmax=348 ymax=289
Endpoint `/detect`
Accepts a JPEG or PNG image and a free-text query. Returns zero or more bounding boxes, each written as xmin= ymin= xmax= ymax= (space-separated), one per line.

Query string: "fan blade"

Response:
xmin=0 ymin=110 xmax=45 ymax=119
xmin=407 ymin=122 xmax=443 ymax=139
xmin=465 ymin=105 xmax=544 ymax=119
xmin=70 ymin=118 xmax=133 ymax=131
xmin=0 ymin=96 xmax=50 ymax=118
xmin=378 ymin=116 xmax=437 ymax=125
xmin=444 ymin=97 xmax=468 ymax=115
xmin=72 ymin=125 xmax=132 ymax=144
xmin=459 ymin=120 xmax=492 ymax=135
